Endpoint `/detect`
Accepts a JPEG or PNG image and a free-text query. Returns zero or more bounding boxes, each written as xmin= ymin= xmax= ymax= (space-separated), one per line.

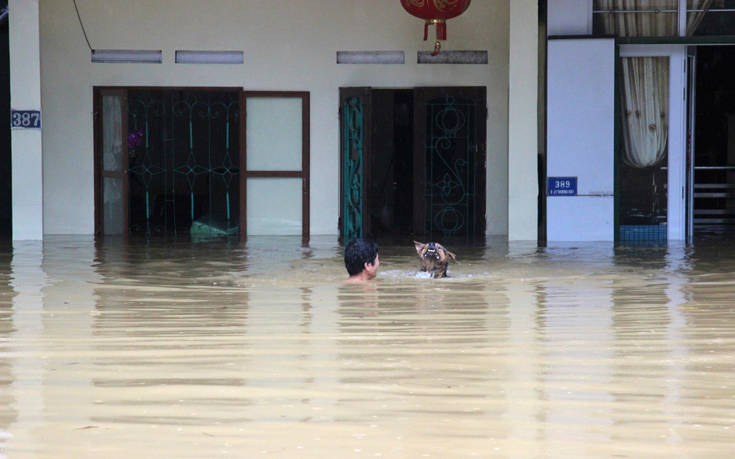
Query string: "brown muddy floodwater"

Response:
xmin=0 ymin=236 xmax=734 ymax=458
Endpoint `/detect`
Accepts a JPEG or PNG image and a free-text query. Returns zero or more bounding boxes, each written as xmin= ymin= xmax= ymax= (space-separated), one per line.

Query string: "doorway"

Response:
xmin=616 ymin=45 xmax=687 ymax=243
xmin=689 ymin=46 xmax=735 ymax=240
xmin=339 ymin=86 xmax=487 ymax=246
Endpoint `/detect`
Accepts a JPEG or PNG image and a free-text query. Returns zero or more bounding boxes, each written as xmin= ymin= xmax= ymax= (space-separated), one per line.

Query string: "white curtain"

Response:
xmin=595 ymin=0 xmax=716 ymax=35
xmin=621 ymin=57 xmax=669 ymax=168
xmin=596 ymin=0 xmax=678 ymax=37
xmin=596 ymin=0 xmax=674 ymax=168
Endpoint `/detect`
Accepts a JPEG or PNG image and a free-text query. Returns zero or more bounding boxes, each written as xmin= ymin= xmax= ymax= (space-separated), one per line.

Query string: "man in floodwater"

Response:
xmin=344 ymin=238 xmax=380 ymax=282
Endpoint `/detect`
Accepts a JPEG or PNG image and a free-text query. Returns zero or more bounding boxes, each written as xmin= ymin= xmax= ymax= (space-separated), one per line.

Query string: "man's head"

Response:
xmin=344 ymin=238 xmax=380 ymax=279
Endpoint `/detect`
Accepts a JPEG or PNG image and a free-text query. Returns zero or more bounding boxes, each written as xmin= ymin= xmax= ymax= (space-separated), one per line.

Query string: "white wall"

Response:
xmin=547 ymin=0 xmax=592 ymax=36
xmin=39 ymin=0 xmax=510 ymax=236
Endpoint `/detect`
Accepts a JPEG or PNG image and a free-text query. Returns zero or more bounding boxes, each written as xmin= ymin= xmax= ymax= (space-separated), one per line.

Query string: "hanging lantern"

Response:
xmin=400 ymin=0 xmax=471 ymax=56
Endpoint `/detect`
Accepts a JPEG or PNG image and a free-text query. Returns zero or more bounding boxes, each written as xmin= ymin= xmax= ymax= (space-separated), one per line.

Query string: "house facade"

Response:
xmin=13 ymin=1 xmax=732 ymax=244
xmin=8 ymin=0 xmax=540 ymax=243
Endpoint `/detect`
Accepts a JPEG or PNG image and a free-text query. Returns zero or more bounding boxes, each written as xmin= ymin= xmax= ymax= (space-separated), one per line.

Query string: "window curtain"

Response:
xmin=595 ymin=1 xmax=716 ymax=37
xmin=595 ymin=0 xmax=678 ymax=37
xmin=620 ymin=57 xmax=669 ymax=168
xmin=596 ymin=1 xmax=715 ymax=167
xmin=596 ymin=1 xmax=675 ymax=168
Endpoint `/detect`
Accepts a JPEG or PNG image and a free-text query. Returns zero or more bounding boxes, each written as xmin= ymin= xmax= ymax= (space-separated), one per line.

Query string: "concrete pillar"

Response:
xmin=508 ymin=0 xmax=538 ymax=242
xmin=9 ymin=0 xmax=43 ymax=240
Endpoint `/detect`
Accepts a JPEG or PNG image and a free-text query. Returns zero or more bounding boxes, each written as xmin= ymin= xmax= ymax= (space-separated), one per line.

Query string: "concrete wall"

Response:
xmin=38 ymin=0 xmax=510 ymax=236
xmin=508 ymin=0 xmax=538 ymax=241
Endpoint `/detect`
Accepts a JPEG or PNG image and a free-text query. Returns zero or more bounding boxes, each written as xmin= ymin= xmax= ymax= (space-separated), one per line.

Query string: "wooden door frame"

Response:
xmin=93 ymin=87 xmax=129 ymax=237
xmin=241 ymin=91 xmax=311 ymax=245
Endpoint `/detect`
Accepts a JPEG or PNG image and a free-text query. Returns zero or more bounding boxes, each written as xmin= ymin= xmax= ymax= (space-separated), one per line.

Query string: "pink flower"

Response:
xmin=128 ymin=129 xmax=144 ymax=151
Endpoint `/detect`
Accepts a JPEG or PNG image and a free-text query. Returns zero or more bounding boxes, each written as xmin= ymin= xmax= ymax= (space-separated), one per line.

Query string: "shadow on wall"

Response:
xmin=0 ymin=10 xmax=11 ymax=239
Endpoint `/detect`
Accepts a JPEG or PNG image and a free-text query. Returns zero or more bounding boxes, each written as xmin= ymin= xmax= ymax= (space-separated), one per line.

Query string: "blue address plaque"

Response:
xmin=10 ymin=110 xmax=42 ymax=129
xmin=547 ymin=177 xmax=577 ymax=196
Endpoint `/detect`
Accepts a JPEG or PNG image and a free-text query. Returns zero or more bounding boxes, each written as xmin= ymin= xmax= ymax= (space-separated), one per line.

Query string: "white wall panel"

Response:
xmin=547 ymin=196 xmax=614 ymax=242
xmin=547 ymin=0 xmax=593 ymax=36
xmin=547 ymin=38 xmax=615 ymax=241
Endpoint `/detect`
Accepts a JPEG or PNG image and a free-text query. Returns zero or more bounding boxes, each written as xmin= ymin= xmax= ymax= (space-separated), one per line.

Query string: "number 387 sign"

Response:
xmin=11 ymin=110 xmax=42 ymax=129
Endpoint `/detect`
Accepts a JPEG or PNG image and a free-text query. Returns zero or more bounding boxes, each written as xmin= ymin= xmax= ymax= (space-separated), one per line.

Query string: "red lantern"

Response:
xmin=400 ymin=0 xmax=471 ymax=55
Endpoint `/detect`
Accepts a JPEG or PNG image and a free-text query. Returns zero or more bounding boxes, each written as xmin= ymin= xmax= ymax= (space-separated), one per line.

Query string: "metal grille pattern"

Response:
xmin=342 ymin=96 xmax=364 ymax=243
xmin=127 ymin=90 xmax=239 ymax=237
xmin=424 ymin=96 xmax=475 ymax=241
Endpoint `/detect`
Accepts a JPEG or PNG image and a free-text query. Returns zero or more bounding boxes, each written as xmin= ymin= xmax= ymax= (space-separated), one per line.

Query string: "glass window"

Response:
xmin=102 ymin=95 xmax=123 ymax=172
xmin=101 ymin=93 xmax=124 ymax=235
xmin=246 ymin=98 xmax=303 ymax=171
xmin=103 ymin=177 xmax=124 ymax=235
xmin=247 ymin=178 xmax=302 ymax=235
xmin=243 ymin=92 xmax=310 ymax=243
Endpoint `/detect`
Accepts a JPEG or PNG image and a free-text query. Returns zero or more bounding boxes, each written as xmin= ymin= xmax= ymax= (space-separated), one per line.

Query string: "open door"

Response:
xmin=413 ymin=87 xmax=486 ymax=243
xmin=339 ymin=87 xmax=372 ymax=244
xmin=618 ymin=45 xmax=687 ymax=243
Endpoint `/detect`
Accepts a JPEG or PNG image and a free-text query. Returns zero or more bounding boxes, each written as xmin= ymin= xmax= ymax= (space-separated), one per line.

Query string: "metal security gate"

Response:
xmin=126 ymin=89 xmax=240 ymax=237
xmin=95 ymin=87 xmax=241 ymax=239
xmin=414 ymin=88 xmax=486 ymax=243
xmin=414 ymin=88 xmax=485 ymax=242
xmin=339 ymin=86 xmax=486 ymax=244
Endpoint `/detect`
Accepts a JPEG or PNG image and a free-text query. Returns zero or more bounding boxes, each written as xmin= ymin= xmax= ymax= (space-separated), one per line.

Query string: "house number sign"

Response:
xmin=11 ymin=110 xmax=42 ymax=129
xmin=547 ymin=177 xmax=577 ymax=196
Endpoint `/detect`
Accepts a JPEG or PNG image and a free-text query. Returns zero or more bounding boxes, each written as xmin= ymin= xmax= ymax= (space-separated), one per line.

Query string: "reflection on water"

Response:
xmin=0 ymin=236 xmax=734 ymax=457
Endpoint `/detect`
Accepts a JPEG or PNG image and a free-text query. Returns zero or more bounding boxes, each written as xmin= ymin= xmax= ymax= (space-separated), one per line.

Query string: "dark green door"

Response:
xmin=339 ymin=87 xmax=372 ymax=244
